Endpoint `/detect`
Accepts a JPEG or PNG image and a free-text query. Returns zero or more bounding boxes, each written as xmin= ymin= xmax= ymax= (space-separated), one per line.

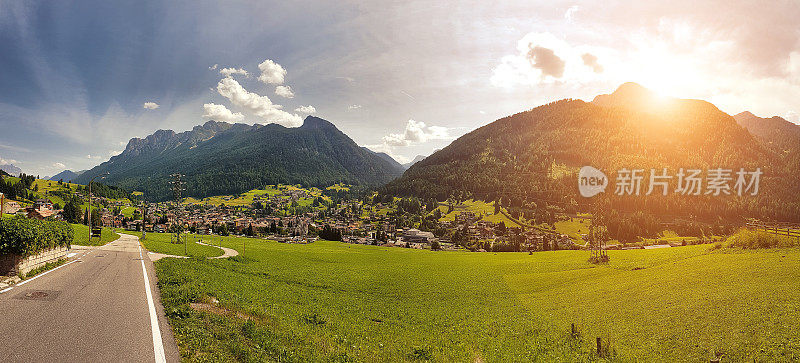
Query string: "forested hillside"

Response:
xmin=383 ymin=83 xmax=800 ymax=228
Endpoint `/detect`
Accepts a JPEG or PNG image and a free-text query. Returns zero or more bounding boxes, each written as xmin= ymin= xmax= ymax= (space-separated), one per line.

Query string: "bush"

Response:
xmin=0 ymin=216 xmax=73 ymax=256
xmin=724 ymin=228 xmax=797 ymax=249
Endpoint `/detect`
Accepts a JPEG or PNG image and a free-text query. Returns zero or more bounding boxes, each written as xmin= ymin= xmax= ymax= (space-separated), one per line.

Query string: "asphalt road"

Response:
xmin=0 ymin=234 xmax=180 ymax=362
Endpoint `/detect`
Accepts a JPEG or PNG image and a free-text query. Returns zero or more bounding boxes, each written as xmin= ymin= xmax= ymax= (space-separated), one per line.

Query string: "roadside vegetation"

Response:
xmin=0 ymin=216 xmax=73 ymax=256
xmin=19 ymin=258 xmax=68 ymax=279
xmin=154 ymin=237 xmax=800 ymax=361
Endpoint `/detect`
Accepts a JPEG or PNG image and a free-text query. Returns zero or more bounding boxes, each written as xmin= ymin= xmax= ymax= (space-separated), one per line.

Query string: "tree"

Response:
xmin=91 ymin=209 xmax=101 ymax=228
xmin=62 ymin=201 xmax=82 ymax=224
xmin=215 ymin=223 xmax=229 ymax=236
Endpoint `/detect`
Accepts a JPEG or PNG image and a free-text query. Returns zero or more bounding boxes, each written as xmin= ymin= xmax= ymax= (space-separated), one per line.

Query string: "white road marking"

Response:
xmin=0 ymin=259 xmax=79 ymax=294
xmin=139 ymin=243 xmax=166 ymax=363
xmin=66 ymin=253 xmax=77 ymax=258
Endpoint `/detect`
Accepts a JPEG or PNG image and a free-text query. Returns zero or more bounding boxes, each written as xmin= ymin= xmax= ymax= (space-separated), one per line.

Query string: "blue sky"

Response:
xmin=1 ymin=0 xmax=799 ymax=176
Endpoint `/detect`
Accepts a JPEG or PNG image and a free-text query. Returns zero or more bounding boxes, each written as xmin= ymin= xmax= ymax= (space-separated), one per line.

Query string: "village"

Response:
xmin=1 ymin=181 xmax=579 ymax=253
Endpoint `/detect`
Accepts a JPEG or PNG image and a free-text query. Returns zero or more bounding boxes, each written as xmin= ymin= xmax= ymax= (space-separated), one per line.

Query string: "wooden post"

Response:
xmin=596 ymin=337 xmax=602 ymax=357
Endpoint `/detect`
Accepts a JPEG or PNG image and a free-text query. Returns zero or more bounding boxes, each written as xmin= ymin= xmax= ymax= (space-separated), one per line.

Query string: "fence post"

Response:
xmin=596 ymin=337 xmax=602 ymax=357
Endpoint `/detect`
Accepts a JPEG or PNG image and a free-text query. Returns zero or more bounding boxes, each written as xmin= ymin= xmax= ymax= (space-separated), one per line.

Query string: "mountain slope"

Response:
xmin=402 ymin=155 xmax=427 ymax=169
xmin=361 ymin=147 xmax=405 ymax=173
xmin=76 ymin=117 xmax=404 ymax=201
xmin=734 ymin=111 xmax=800 ymax=153
xmin=49 ymin=170 xmax=84 ymax=182
xmin=384 ymin=83 xmax=799 ymax=222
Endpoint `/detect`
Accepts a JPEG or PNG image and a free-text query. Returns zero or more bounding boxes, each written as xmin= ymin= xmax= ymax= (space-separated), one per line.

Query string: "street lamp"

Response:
xmin=88 ymin=172 xmax=109 ymax=240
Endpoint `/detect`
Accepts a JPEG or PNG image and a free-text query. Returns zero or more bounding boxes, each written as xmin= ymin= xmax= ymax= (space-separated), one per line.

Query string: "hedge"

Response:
xmin=0 ymin=216 xmax=73 ymax=256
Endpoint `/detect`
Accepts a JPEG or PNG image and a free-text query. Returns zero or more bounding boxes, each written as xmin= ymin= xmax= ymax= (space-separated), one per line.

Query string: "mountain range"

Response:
xmin=0 ymin=164 xmax=22 ymax=177
xmin=384 ymin=82 xmax=800 ymax=222
xmin=48 ymin=170 xmax=85 ymax=182
xmin=74 ymin=116 xmax=405 ymax=201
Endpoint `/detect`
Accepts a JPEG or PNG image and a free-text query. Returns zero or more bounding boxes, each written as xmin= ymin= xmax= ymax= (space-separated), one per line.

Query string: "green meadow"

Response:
xmin=185 ymin=184 xmax=329 ymax=207
xmin=70 ymin=223 xmax=120 ymax=246
xmin=122 ymin=231 xmax=224 ymax=258
xmin=151 ymin=234 xmax=800 ymax=362
xmin=436 ymin=199 xmax=521 ymax=228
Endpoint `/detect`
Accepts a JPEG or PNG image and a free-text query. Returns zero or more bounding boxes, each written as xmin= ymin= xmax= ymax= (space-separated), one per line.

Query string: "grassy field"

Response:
xmin=185 ymin=185 xmax=328 ymax=207
xmin=326 ymin=183 xmax=350 ymax=192
xmin=71 ymin=224 xmax=121 ymax=246
xmin=123 ymin=231 xmax=224 ymax=258
xmin=154 ymin=236 xmax=800 ymax=361
xmin=436 ymin=199 xmax=521 ymax=228
xmin=549 ymin=217 xmax=591 ymax=243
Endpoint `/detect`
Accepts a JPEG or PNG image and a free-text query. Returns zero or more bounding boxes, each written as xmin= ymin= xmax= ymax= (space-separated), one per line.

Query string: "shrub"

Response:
xmin=409 ymin=346 xmax=433 ymax=360
xmin=724 ymin=228 xmax=796 ymax=249
xmin=0 ymin=216 xmax=73 ymax=256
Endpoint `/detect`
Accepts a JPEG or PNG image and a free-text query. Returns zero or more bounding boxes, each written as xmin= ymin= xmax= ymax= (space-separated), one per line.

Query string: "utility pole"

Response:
xmin=169 ymin=173 xmax=186 ymax=253
xmin=141 ymin=200 xmax=147 ymax=241
xmin=88 ymin=172 xmax=109 ymax=241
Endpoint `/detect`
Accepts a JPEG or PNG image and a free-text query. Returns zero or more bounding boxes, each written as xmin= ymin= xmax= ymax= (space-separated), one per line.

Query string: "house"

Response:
xmin=2 ymin=200 xmax=21 ymax=214
xmin=400 ymin=229 xmax=438 ymax=244
xmin=26 ymin=207 xmax=55 ymax=220
xmin=34 ymin=199 xmax=53 ymax=211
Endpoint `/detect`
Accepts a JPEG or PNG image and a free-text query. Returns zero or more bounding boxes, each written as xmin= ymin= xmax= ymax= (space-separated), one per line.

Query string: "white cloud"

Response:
xmin=143 ymin=102 xmax=160 ymax=110
xmin=108 ymin=150 xmax=122 ymax=157
xmin=209 ymin=64 xmax=218 ymax=70
xmin=0 ymin=157 xmax=18 ymax=165
xmin=258 ymin=59 xmax=287 ymax=84
xmin=86 ymin=155 xmax=101 ymax=160
xmin=382 ymin=119 xmax=451 ymax=147
xmin=785 ymin=110 xmax=799 ymax=123
xmin=491 ymin=32 xmax=611 ymax=88
xmin=219 ymin=67 xmax=248 ymax=77
xmin=275 ymin=85 xmax=295 ymax=98
xmin=362 ymin=119 xmax=454 ymax=165
xmin=348 ymin=104 xmax=362 ymax=110
xmin=564 ymin=5 xmax=579 ymax=22
xmin=294 ymin=105 xmax=316 ymax=114
xmin=362 ymin=143 xmax=411 ymax=164
xmin=52 ymin=162 xmax=65 ymax=169
xmin=216 ymin=77 xmax=302 ymax=127
xmin=202 ymin=103 xmax=245 ymax=123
